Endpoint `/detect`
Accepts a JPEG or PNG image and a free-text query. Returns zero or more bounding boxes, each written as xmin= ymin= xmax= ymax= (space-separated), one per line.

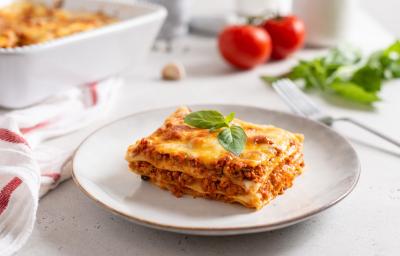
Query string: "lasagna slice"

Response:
xmin=125 ymin=107 xmax=304 ymax=209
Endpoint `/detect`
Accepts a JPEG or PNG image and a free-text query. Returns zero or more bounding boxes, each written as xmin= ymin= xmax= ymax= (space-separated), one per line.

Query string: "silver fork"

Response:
xmin=272 ymin=79 xmax=400 ymax=148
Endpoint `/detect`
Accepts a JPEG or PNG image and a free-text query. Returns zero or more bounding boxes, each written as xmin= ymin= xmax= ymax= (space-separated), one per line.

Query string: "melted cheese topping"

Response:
xmin=127 ymin=106 xmax=303 ymax=168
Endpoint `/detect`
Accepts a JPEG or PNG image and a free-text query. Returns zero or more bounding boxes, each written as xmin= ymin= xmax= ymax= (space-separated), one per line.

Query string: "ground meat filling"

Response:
xmin=129 ymin=138 xmax=291 ymax=182
xmin=129 ymin=161 xmax=246 ymax=197
xmin=259 ymin=158 xmax=303 ymax=202
xmin=129 ymin=155 xmax=304 ymax=207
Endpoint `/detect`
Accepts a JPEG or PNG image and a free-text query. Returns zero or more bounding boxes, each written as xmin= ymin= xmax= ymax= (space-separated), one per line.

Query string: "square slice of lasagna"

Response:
xmin=125 ymin=107 xmax=304 ymax=209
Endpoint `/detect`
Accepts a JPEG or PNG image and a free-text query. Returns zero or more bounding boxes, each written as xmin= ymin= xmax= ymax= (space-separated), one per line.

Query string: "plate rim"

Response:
xmin=72 ymin=103 xmax=361 ymax=235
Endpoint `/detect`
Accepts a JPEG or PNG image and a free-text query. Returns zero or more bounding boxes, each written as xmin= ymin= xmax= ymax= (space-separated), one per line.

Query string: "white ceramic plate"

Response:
xmin=72 ymin=104 xmax=360 ymax=235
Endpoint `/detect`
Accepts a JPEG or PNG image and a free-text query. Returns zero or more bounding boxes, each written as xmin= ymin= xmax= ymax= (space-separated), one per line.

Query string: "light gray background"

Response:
xmin=363 ymin=0 xmax=400 ymax=36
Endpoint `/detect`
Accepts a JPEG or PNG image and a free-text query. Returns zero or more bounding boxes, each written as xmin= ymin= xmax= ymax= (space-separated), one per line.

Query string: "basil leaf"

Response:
xmin=217 ymin=125 xmax=247 ymax=156
xmin=386 ymin=62 xmax=400 ymax=78
xmin=383 ymin=41 xmax=400 ymax=60
xmin=350 ymin=66 xmax=382 ymax=92
xmin=288 ymin=59 xmax=328 ymax=90
xmin=261 ymin=43 xmax=400 ymax=105
xmin=184 ymin=109 xmax=247 ymax=155
xmin=380 ymin=41 xmax=400 ymax=79
xmin=209 ymin=123 xmax=227 ymax=132
xmin=184 ymin=110 xmax=227 ymax=129
xmin=330 ymin=82 xmax=380 ymax=104
xmin=224 ymin=112 xmax=235 ymax=124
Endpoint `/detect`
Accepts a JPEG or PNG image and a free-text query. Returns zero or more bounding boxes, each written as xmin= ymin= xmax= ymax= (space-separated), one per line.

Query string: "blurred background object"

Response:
xmin=235 ymin=0 xmax=292 ymax=17
xmin=189 ymin=16 xmax=234 ymax=37
xmin=293 ymin=0 xmax=359 ymax=47
xmin=144 ymin=0 xmax=191 ymax=40
xmin=147 ymin=0 xmax=400 ymax=47
xmin=189 ymin=0 xmax=292 ymax=38
xmin=190 ymin=0 xmax=400 ymax=38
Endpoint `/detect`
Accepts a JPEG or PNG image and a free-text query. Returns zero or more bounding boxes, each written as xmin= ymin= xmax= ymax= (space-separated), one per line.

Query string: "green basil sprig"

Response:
xmin=261 ymin=41 xmax=400 ymax=105
xmin=184 ymin=110 xmax=247 ymax=156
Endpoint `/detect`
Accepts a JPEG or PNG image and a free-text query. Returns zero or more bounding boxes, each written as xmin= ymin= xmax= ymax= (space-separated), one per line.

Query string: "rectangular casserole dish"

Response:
xmin=0 ymin=0 xmax=166 ymax=108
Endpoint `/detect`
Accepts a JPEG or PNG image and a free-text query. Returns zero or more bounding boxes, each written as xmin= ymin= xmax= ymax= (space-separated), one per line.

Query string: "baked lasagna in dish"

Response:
xmin=0 ymin=1 xmax=115 ymax=48
xmin=125 ymin=107 xmax=304 ymax=209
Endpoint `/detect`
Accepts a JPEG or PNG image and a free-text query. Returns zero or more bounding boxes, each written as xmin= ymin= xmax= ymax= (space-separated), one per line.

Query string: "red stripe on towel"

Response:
xmin=20 ymin=121 xmax=49 ymax=134
xmin=41 ymin=173 xmax=61 ymax=182
xmin=0 ymin=177 xmax=22 ymax=215
xmin=0 ymin=128 xmax=29 ymax=147
xmin=88 ymin=82 xmax=98 ymax=106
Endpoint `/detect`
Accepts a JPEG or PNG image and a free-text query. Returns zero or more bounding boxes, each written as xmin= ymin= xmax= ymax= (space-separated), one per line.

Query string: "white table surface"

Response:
xmin=16 ymin=8 xmax=400 ymax=256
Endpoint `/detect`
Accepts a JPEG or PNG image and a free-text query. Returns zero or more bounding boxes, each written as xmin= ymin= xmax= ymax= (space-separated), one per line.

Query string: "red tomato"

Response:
xmin=262 ymin=16 xmax=305 ymax=60
xmin=218 ymin=25 xmax=272 ymax=70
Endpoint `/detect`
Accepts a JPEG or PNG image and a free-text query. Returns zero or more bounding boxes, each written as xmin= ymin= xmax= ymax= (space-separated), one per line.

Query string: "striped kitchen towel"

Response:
xmin=0 ymin=77 xmax=122 ymax=255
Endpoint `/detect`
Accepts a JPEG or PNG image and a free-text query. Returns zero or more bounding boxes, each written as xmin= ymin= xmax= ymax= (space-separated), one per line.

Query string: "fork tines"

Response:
xmin=272 ymin=79 xmax=321 ymax=118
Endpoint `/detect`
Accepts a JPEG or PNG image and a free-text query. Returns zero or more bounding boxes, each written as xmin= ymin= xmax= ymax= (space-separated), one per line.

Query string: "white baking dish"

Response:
xmin=0 ymin=0 xmax=166 ymax=108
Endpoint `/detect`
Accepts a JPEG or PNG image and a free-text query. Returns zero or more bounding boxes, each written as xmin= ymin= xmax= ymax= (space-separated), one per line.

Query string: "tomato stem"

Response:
xmin=246 ymin=11 xmax=284 ymax=25
xmin=274 ymin=13 xmax=284 ymax=20
xmin=246 ymin=16 xmax=263 ymax=26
